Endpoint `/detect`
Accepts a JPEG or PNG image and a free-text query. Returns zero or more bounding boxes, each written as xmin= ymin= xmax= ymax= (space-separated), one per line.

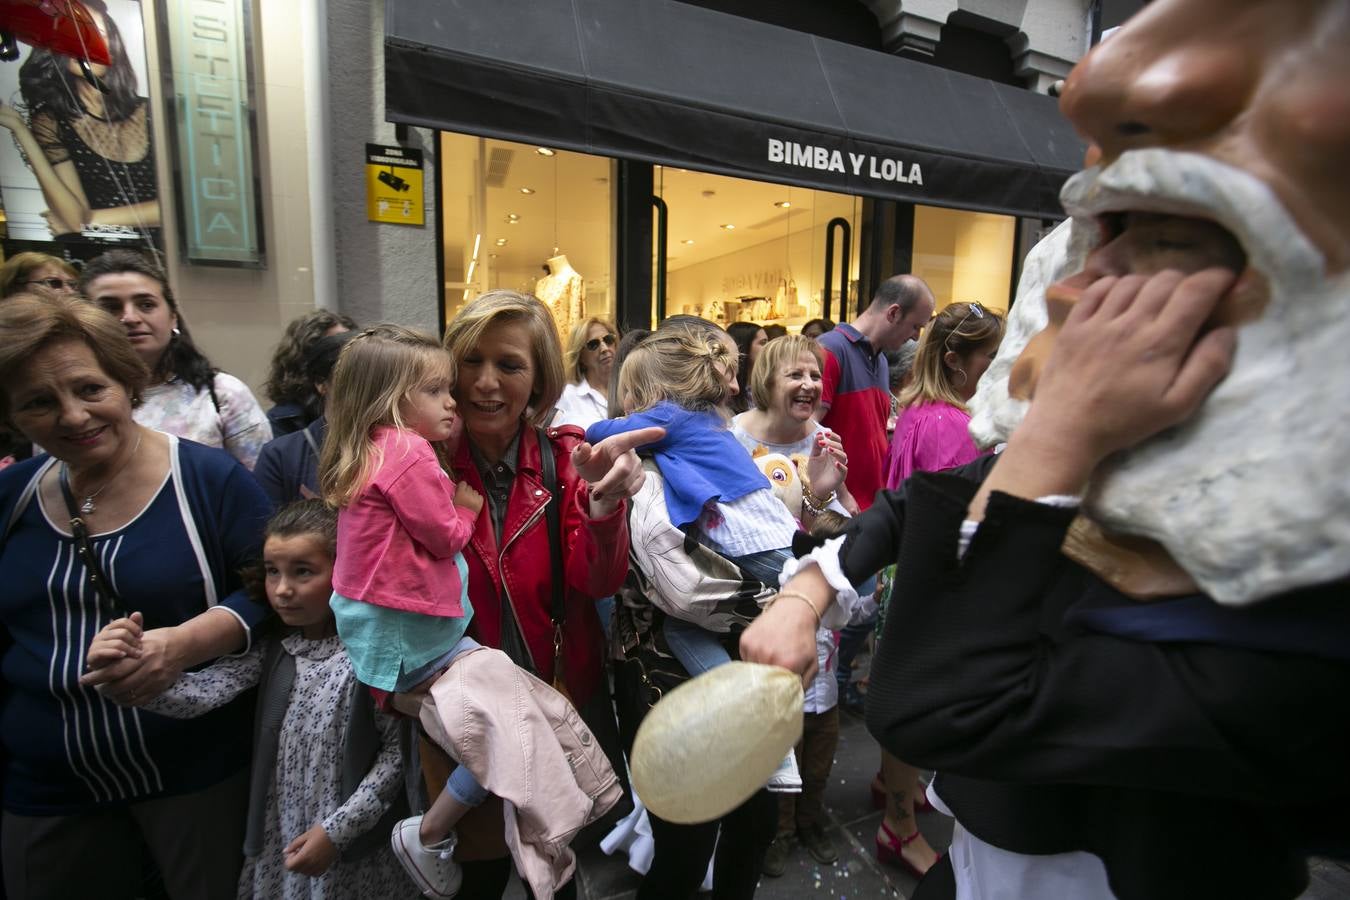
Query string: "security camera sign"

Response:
xmin=366 ymin=144 xmax=424 ymax=225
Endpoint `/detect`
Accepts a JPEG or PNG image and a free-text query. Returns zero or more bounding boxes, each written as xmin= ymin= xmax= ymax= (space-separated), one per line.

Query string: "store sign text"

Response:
xmin=767 ymin=139 xmax=923 ymax=186
xmin=159 ymin=0 xmax=265 ymax=266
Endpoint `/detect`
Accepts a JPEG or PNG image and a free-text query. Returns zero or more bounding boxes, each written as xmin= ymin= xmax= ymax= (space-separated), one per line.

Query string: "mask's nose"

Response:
xmin=1059 ymin=12 xmax=1254 ymax=164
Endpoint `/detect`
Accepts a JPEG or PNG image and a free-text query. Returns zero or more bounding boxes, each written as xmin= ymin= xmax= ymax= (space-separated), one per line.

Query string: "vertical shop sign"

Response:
xmin=365 ymin=144 xmax=424 ymax=225
xmin=0 ymin=0 xmax=163 ymax=253
xmin=157 ymin=0 xmax=265 ymax=266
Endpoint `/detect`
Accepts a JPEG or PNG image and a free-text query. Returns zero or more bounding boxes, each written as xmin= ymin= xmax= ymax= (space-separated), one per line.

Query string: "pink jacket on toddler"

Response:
xmin=333 ymin=426 xmax=477 ymax=615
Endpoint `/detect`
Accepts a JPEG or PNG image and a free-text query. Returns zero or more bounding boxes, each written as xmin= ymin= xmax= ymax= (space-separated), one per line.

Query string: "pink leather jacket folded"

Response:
xmin=419 ymin=647 xmax=621 ymax=899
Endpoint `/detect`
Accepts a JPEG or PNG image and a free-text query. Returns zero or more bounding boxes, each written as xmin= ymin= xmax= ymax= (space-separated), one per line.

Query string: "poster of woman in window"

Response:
xmin=0 ymin=0 xmax=161 ymax=249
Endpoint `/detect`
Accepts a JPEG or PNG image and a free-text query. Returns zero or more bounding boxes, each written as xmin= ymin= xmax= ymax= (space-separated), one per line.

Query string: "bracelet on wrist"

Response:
xmin=768 ymin=590 xmax=823 ymax=628
xmin=801 ymin=487 xmax=835 ymax=516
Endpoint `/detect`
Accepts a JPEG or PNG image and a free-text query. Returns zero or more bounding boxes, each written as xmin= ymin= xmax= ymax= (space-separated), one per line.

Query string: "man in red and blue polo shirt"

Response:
xmin=818 ymin=275 xmax=935 ymax=511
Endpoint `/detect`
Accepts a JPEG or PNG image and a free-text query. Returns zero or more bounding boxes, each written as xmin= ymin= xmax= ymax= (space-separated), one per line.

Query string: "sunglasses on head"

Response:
xmin=25 ymin=277 xmax=79 ymax=291
xmin=943 ymin=301 xmax=985 ymax=353
xmin=585 ymin=334 xmax=617 ymax=352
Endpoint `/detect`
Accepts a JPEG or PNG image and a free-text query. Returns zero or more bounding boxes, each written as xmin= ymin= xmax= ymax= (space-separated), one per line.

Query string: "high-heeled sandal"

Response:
xmin=875 ymin=820 xmax=940 ymax=880
xmin=870 ymin=773 xmax=934 ymax=812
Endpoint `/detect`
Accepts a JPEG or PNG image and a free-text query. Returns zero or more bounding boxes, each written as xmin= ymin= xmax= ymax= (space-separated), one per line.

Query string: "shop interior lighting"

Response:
xmin=465 ymin=232 xmax=481 ymax=285
xmin=536 ymin=147 xmax=556 ymax=156
xmin=774 ymin=201 xmax=792 ymax=208
xmin=682 ymin=239 xmax=695 ymax=245
xmin=495 ymin=238 xmax=508 ymax=246
xmin=519 ymin=187 xmax=535 ymax=194
xmin=721 ymin=223 xmax=736 ymax=230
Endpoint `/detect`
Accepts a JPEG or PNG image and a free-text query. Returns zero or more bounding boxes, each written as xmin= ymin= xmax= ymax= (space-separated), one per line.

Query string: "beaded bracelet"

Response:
xmin=801 ymin=487 xmax=836 ymax=517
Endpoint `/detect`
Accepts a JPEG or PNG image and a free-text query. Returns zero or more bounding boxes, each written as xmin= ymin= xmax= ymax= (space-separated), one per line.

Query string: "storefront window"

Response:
xmin=911 ymin=205 xmax=1016 ymax=314
xmin=438 ymin=133 xmax=614 ymax=334
xmin=657 ymin=167 xmax=861 ymax=330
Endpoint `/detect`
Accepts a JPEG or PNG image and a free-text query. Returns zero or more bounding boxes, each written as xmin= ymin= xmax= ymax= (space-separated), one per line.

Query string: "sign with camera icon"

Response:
xmin=365 ymin=143 xmax=424 ymax=225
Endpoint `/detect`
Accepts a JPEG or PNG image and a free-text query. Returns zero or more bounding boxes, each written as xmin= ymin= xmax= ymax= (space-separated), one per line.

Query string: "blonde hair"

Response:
xmin=0 ymin=252 xmax=77 ymax=298
xmin=750 ymin=334 xmax=824 ymax=413
xmin=618 ymin=328 xmax=733 ymax=415
xmin=0 ymin=292 xmax=148 ymax=423
xmin=319 ymin=325 xmax=452 ymax=507
xmin=898 ymin=301 xmax=1004 ymax=413
xmin=562 ymin=316 xmax=617 ymax=383
xmin=442 ymin=290 xmax=566 ymax=425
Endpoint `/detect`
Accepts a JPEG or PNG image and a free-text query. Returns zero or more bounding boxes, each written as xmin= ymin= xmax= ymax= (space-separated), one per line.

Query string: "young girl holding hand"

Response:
xmin=88 ymin=500 xmax=419 ymax=900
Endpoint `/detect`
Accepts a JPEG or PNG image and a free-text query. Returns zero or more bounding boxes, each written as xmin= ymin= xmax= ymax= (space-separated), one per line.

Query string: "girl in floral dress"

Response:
xmin=89 ymin=500 xmax=419 ymax=900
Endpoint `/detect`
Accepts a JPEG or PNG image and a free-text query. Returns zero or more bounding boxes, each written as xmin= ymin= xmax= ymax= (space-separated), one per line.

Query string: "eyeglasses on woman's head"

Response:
xmin=585 ymin=333 xmax=617 ymax=352
xmin=944 ymin=301 xmax=986 ymax=353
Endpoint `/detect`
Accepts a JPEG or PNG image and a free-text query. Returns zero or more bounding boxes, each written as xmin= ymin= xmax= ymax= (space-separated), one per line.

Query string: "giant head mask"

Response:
xmin=970 ymin=0 xmax=1350 ymax=605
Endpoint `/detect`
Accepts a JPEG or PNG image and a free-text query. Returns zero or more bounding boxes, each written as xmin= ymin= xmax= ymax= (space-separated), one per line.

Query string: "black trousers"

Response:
xmin=637 ymin=787 xmax=778 ymax=900
xmin=457 ymin=858 xmax=577 ymax=900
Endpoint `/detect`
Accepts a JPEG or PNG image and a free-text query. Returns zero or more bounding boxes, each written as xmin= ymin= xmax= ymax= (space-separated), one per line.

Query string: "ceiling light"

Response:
xmin=495 ymin=238 xmax=508 ymax=246
xmin=720 ymin=223 xmax=735 ymax=230
xmin=536 ymin=147 xmax=555 ymax=157
xmin=507 ymin=213 xmax=519 ymax=220
xmin=682 ymin=239 xmax=695 ymax=245
xmin=519 ymin=187 xmax=535 ymax=194
xmin=774 ymin=201 xmax=792 ymax=208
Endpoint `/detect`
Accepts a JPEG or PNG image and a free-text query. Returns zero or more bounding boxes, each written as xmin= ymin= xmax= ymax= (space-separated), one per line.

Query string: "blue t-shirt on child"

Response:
xmin=586 ymin=401 xmax=770 ymax=528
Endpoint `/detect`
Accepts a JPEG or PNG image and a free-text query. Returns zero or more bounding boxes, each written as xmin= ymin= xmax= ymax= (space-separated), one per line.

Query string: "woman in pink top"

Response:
xmin=884 ymin=301 xmax=1006 ymax=489
xmin=873 ymin=300 xmax=1003 ymax=879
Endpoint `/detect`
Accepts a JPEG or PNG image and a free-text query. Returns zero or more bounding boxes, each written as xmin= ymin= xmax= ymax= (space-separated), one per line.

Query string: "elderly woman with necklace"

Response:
xmin=0 ymin=293 xmax=272 ymax=899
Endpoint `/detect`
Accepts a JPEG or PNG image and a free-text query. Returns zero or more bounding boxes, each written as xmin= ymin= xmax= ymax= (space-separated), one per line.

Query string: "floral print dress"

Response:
xmin=147 ymin=634 xmax=418 ymax=900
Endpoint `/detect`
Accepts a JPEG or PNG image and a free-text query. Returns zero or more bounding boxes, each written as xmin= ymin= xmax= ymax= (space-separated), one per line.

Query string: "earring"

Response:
xmin=952 ymin=368 xmax=968 ymax=388
xmin=172 ymin=327 xmax=181 ymax=335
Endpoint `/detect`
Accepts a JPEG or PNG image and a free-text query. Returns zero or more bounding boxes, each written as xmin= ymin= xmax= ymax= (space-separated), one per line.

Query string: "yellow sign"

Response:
xmin=366 ymin=144 xmax=425 ymax=225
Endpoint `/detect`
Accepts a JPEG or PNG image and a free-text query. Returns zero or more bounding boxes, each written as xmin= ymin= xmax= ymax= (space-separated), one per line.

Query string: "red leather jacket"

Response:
xmin=449 ymin=424 xmax=628 ymax=707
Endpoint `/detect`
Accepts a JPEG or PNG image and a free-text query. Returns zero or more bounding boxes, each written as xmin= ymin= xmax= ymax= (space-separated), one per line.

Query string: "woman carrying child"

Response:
xmin=88 ymin=500 xmax=418 ymax=900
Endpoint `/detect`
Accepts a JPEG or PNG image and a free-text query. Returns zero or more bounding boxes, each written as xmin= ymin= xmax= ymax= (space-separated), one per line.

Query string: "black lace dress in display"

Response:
xmin=31 ymin=97 xmax=160 ymax=245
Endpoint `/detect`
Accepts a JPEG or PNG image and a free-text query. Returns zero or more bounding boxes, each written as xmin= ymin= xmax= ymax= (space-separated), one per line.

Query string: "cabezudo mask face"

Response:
xmin=968 ymin=0 xmax=1350 ymax=606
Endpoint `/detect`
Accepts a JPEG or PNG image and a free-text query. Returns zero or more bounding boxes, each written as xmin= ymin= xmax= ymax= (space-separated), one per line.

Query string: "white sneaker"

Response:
xmin=391 ymin=816 xmax=462 ymax=899
xmin=767 ymin=751 xmax=803 ymax=793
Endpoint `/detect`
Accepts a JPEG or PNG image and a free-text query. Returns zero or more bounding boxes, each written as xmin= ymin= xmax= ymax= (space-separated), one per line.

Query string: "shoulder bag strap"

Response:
xmin=57 ymin=466 xmax=122 ymax=617
xmin=536 ymin=427 xmax=567 ymax=683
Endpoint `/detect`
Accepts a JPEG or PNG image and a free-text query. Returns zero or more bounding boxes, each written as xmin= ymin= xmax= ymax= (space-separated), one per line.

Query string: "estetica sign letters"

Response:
xmin=158 ymin=0 xmax=265 ymax=266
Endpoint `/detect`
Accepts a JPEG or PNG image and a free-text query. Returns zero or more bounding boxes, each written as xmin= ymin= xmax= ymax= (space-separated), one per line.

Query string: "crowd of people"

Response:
xmin=2 ymin=2 xmax=1349 ymax=898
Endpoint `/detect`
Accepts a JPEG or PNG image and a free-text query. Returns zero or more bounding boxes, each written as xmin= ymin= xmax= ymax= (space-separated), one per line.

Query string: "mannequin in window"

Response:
xmin=535 ymin=254 xmax=585 ymax=338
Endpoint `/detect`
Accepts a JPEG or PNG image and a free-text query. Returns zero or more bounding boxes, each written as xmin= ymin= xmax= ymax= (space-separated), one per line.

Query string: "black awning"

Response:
xmin=385 ymin=0 xmax=1084 ymax=219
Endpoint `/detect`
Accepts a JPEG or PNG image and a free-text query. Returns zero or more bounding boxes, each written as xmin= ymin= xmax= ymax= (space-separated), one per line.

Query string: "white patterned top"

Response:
xmin=134 ymin=372 xmax=270 ymax=470
xmin=147 ymin=634 xmax=418 ymax=900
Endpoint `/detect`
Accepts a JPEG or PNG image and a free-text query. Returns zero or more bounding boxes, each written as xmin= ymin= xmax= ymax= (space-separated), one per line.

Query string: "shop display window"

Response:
xmin=658 ymin=167 xmax=861 ymax=331
xmin=911 ymin=205 xmax=1016 ymax=314
xmin=439 ymin=133 xmax=615 ymax=334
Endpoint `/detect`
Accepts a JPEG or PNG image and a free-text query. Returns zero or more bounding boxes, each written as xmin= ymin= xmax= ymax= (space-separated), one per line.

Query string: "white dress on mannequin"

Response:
xmin=535 ymin=254 xmax=586 ymax=336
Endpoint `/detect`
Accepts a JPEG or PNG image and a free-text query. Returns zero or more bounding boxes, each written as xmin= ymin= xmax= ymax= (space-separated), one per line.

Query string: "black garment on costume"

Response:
xmin=847 ymin=466 xmax=1350 ymax=900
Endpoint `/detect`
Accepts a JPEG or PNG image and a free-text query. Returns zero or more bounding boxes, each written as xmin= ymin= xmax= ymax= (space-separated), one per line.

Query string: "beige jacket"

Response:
xmin=420 ymin=647 xmax=621 ymax=899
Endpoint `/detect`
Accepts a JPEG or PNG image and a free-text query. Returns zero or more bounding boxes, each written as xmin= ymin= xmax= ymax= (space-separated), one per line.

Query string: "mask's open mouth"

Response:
xmin=1046 ymin=209 xmax=1268 ymax=330
xmin=1011 ymin=208 xmax=1268 ymax=402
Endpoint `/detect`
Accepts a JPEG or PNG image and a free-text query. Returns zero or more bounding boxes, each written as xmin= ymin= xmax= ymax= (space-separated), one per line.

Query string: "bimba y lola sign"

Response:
xmin=767 ymin=138 xmax=924 ymax=186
